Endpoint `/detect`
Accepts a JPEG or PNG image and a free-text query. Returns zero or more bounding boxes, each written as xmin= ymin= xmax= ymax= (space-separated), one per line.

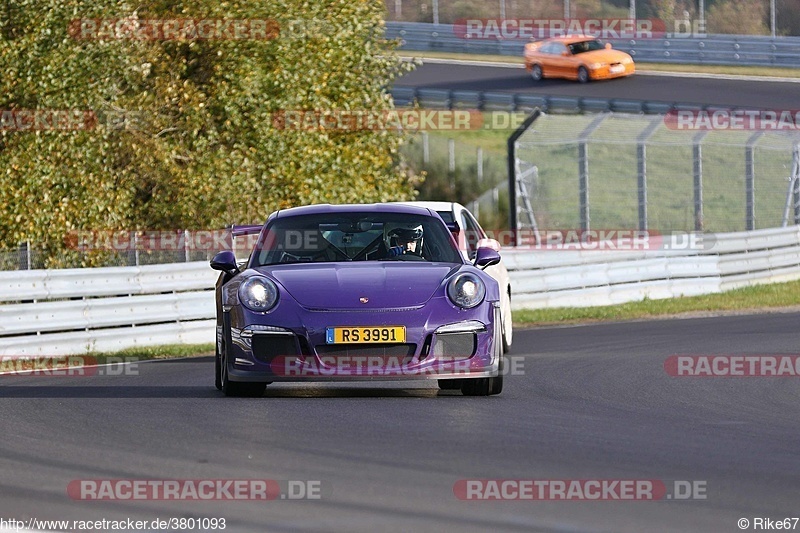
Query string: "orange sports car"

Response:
xmin=523 ymin=36 xmax=635 ymax=83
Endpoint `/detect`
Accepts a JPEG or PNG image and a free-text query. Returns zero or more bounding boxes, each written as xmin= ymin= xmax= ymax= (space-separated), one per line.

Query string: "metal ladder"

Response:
xmin=515 ymin=157 xmax=540 ymax=245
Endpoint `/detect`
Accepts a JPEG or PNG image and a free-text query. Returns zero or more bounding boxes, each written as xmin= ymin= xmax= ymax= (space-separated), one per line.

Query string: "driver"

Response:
xmin=384 ymin=224 xmax=424 ymax=257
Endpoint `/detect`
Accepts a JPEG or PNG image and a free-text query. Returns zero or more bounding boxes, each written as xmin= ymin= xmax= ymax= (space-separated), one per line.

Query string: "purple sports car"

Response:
xmin=210 ymin=203 xmax=505 ymax=397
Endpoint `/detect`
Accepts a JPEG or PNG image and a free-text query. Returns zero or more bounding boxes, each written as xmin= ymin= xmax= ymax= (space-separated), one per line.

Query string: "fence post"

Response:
xmin=745 ymin=132 xmax=764 ymax=231
xmin=448 ymin=139 xmax=455 ymax=172
xmin=477 ymin=147 xmax=483 ymax=182
xmin=637 ymin=117 xmax=663 ymax=231
xmin=693 ymin=131 xmax=708 ymax=231
xmin=422 ymin=131 xmax=429 ymax=165
xmin=578 ymin=143 xmax=589 ymax=231
xmin=577 ymin=114 xmax=608 ymax=231
xmin=794 ymin=144 xmax=800 ymax=225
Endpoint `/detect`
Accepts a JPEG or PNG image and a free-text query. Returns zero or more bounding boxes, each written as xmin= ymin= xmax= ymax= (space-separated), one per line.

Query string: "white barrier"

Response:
xmin=0 ymin=262 xmax=218 ymax=356
xmin=505 ymin=225 xmax=800 ymax=309
xmin=2 ymin=225 xmax=800 ymax=355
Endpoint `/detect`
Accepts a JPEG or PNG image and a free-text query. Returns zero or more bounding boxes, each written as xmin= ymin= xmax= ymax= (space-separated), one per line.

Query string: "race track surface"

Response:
xmin=395 ymin=62 xmax=800 ymax=110
xmin=2 ymin=312 xmax=799 ymax=532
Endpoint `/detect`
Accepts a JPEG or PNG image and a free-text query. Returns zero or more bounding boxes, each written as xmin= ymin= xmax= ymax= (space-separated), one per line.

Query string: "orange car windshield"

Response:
xmin=568 ymin=40 xmax=604 ymax=54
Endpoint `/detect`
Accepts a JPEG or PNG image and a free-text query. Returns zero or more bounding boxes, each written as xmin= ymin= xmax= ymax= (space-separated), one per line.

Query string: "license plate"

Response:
xmin=326 ymin=326 xmax=405 ymax=344
xmin=610 ymin=65 xmax=624 ymax=74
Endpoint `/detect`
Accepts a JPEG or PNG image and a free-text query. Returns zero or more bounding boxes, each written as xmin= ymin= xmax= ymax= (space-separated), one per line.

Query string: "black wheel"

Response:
xmin=215 ymin=344 xmax=222 ymax=391
xmin=466 ymin=318 xmax=504 ymax=396
xmin=531 ymin=64 xmax=543 ymax=81
xmin=491 ymin=355 xmax=505 ymax=395
xmin=577 ymin=66 xmax=589 ymax=83
xmin=438 ymin=379 xmax=463 ymax=390
xmin=461 ymin=377 xmax=492 ymax=396
xmin=220 ymin=345 xmax=266 ymax=397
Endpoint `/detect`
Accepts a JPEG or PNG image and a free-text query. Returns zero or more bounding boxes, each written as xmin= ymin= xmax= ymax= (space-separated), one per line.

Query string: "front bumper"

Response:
xmin=222 ymin=299 xmax=501 ymax=383
xmin=591 ymin=62 xmax=635 ymax=80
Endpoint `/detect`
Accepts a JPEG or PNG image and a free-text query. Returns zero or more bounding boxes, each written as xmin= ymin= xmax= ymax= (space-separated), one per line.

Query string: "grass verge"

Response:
xmin=88 ymin=343 xmax=215 ymax=361
xmin=0 ymin=343 xmax=215 ymax=373
xmin=513 ymin=279 xmax=800 ymax=327
xmin=402 ymin=50 xmax=800 ymax=78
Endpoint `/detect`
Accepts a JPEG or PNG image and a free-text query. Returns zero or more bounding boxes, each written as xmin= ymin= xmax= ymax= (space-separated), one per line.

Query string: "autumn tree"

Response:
xmin=0 ymin=0 xmax=418 ymax=266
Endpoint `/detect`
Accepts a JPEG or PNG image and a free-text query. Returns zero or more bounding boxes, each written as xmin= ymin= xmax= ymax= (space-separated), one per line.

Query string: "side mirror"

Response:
xmin=605 ymin=42 xmax=612 ymax=49
xmin=210 ymin=250 xmax=239 ymax=275
xmin=562 ymin=51 xmax=570 ymax=56
xmin=474 ymin=247 xmax=501 ymax=269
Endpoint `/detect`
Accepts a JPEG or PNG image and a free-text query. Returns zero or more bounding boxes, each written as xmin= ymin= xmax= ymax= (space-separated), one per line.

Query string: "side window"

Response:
xmin=460 ymin=211 xmax=482 ymax=259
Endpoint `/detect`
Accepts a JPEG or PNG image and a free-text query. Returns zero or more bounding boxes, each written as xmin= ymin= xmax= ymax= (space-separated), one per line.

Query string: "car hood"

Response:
xmin=580 ymin=49 xmax=631 ymax=63
xmin=263 ymin=263 xmax=458 ymax=309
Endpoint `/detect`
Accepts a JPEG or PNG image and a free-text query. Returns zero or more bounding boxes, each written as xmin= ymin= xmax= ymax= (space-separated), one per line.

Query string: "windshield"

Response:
xmin=568 ymin=40 xmax=604 ymax=54
xmin=251 ymin=212 xmax=463 ymax=266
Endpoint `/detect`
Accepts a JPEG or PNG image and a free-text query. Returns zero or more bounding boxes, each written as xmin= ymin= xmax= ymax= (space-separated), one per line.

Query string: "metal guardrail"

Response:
xmin=387 ymin=21 xmax=800 ymax=67
xmin=0 ymin=262 xmax=218 ymax=356
xmin=2 ymin=226 xmax=800 ymax=354
xmin=503 ymin=225 xmax=800 ymax=309
xmin=392 ymin=86 xmax=716 ymax=115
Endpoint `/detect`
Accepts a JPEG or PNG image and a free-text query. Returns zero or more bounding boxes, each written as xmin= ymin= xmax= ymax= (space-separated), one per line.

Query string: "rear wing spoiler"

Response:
xmin=230 ymin=224 xmax=263 ymax=238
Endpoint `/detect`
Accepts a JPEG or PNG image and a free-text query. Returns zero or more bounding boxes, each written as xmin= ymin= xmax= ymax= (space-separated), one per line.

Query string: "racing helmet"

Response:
xmin=384 ymin=223 xmax=424 ymax=255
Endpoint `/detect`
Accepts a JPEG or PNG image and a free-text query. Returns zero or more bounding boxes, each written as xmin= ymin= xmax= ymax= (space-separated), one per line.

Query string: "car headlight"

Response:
xmin=238 ymin=276 xmax=279 ymax=312
xmin=447 ymin=273 xmax=486 ymax=309
xmin=590 ymin=62 xmax=604 ymax=69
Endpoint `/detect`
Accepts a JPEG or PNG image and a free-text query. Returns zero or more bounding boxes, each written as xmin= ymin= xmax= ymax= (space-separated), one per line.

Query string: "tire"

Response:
xmin=220 ymin=343 xmax=266 ymax=397
xmin=461 ymin=377 xmax=492 ymax=396
xmin=465 ymin=317 xmax=504 ymax=396
xmin=215 ymin=345 xmax=222 ymax=391
xmin=577 ymin=66 xmax=590 ymax=83
xmin=438 ymin=379 xmax=463 ymax=390
xmin=531 ymin=64 xmax=543 ymax=81
xmin=491 ymin=355 xmax=505 ymax=395
xmin=502 ymin=289 xmax=513 ymax=354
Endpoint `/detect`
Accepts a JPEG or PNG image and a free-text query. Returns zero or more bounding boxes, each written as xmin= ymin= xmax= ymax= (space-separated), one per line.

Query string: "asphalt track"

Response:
xmin=2 ymin=312 xmax=799 ymax=532
xmin=394 ymin=61 xmax=800 ymax=110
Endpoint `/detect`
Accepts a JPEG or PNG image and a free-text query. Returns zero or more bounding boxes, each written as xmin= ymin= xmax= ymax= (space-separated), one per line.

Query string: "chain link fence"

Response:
xmin=513 ymin=111 xmax=800 ymax=234
xmin=384 ymin=0 xmax=799 ymax=37
xmin=0 ymin=231 xmax=256 ymax=271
